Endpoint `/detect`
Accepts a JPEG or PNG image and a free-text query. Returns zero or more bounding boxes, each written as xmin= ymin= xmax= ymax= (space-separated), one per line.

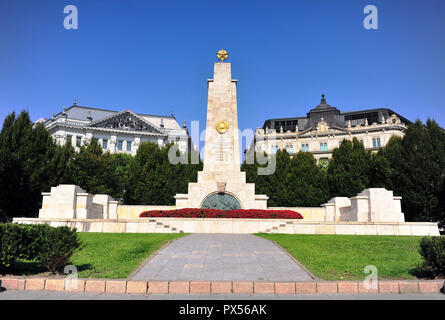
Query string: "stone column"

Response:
xmin=110 ymin=135 xmax=117 ymax=154
xmin=134 ymin=137 xmax=141 ymax=154
xmin=84 ymin=132 xmax=93 ymax=145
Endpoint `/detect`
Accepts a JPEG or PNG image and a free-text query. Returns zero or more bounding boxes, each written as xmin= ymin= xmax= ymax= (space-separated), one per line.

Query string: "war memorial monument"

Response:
xmin=13 ymin=51 xmax=440 ymax=236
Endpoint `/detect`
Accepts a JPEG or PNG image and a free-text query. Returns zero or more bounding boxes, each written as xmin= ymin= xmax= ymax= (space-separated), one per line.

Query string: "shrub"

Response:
xmin=140 ymin=208 xmax=303 ymax=219
xmin=416 ymin=236 xmax=445 ymax=279
xmin=0 ymin=223 xmax=84 ymax=274
xmin=20 ymin=224 xmax=54 ymax=260
xmin=34 ymin=226 xmax=84 ymax=274
xmin=0 ymin=223 xmax=28 ymax=271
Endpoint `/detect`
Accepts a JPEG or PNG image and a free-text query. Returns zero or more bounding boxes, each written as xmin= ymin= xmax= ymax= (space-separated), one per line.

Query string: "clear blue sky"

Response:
xmin=1 ymin=0 xmax=444 ymax=152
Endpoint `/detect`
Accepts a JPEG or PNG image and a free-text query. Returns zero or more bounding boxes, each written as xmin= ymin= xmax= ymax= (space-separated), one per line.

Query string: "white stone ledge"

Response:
xmin=12 ymin=218 xmax=440 ymax=236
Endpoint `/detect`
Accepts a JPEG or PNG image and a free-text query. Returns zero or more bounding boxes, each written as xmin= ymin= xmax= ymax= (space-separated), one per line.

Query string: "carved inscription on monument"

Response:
xmin=214 ymin=135 xmax=232 ymax=163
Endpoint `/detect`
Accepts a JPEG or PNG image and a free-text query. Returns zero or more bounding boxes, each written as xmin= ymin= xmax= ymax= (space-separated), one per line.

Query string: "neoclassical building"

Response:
xmin=247 ymin=94 xmax=412 ymax=163
xmin=38 ymin=101 xmax=191 ymax=155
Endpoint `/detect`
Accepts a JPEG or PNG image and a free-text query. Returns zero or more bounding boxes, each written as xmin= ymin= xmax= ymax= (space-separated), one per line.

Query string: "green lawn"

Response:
xmin=12 ymin=232 xmax=185 ymax=279
xmin=256 ymin=234 xmax=424 ymax=281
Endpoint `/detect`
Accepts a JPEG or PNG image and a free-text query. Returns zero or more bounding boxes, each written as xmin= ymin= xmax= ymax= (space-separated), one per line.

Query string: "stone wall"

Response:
xmin=26 ymin=184 xmax=440 ymax=236
xmin=13 ymin=217 xmax=440 ymax=236
xmin=37 ymin=185 xmax=415 ymax=224
xmin=268 ymin=207 xmax=326 ymax=222
xmin=118 ymin=205 xmax=177 ymax=219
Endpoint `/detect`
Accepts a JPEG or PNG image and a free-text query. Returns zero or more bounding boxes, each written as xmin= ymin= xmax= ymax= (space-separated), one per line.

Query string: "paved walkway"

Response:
xmin=130 ymin=234 xmax=314 ymax=281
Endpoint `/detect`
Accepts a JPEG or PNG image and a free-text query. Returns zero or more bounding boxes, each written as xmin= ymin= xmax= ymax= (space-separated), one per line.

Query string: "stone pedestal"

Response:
xmin=38 ymin=185 xmax=119 ymax=219
xmin=322 ymin=197 xmax=351 ymax=222
xmin=175 ymin=62 xmax=268 ymax=209
xmin=361 ymin=188 xmax=404 ymax=222
xmin=323 ymin=188 xmax=406 ymax=223
xmin=39 ymin=185 xmax=84 ymax=219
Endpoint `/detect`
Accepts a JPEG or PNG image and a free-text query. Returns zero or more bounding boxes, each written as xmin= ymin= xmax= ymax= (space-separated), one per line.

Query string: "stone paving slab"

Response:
xmin=130 ymin=234 xmax=314 ymax=281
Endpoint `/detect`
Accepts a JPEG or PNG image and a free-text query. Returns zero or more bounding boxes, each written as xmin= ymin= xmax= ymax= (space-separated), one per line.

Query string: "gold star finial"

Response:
xmin=217 ymin=49 xmax=228 ymax=62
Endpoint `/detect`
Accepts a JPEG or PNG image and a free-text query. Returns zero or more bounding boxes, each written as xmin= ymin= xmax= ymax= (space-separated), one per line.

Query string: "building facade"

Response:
xmin=247 ymin=94 xmax=411 ymax=163
xmin=38 ymin=101 xmax=191 ymax=155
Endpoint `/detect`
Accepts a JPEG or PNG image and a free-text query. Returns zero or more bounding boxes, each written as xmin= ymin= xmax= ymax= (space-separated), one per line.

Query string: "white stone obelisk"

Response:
xmin=201 ymin=62 xmax=242 ymax=180
xmin=175 ymin=56 xmax=268 ymax=209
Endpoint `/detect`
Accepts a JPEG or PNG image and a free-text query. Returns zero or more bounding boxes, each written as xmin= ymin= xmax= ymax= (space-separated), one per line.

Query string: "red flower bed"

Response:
xmin=139 ymin=208 xmax=303 ymax=219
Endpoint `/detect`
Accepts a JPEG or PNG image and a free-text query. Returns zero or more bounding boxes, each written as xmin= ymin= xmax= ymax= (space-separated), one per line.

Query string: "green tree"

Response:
xmin=110 ymin=153 xmax=133 ymax=201
xmin=369 ymin=136 xmax=403 ymax=189
xmin=284 ymin=152 xmax=330 ymax=207
xmin=327 ymin=138 xmax=372 ymax=198
xmin=242 ymin=150 xmax=292 ymax=207
xmin=373 ymin=120 xmax=445 ymax=226
xmin=65 ymin=139 xmax=123 ymax=198
xmin=242 ymin=150 xmax=329 ymax=207
xmin=0 ymin=111 xmax=70 ymax=217
xmin=124 ymin=142 xmax=202 ymax=205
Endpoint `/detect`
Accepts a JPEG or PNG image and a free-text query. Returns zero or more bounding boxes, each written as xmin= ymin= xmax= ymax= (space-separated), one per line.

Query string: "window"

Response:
xmin=117 ymin=140 xmax=123 ymax=151
xmin=360 ymin=139 xmax=364 ymax=145
xmin=67 ymin=135 xmax=72 ymax=146
xmin=76 ymin=136 xmax=82 ymax=147
xmin=126 ymin=141 xmax=132 ymax=151
xmin=271 ymin=145 xmax=279 ymax=154
xmin=286 ymin=145 xmax=293 ymax=154
xmin=102 ymin=139 xmax=108 ymax=150
xmin=320 ymin=143 xmax=327 ymax=151
xmin=301 ymin=144 xmax=309 ymax=152
xmin=372 ymin=138 xmax=381 ymax=148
